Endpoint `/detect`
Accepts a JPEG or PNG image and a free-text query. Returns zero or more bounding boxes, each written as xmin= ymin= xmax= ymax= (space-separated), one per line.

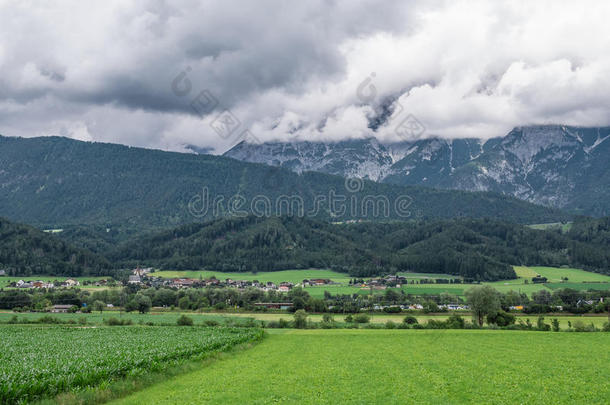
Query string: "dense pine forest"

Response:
xmin=19 ymin=215 xmax=603 ymax=281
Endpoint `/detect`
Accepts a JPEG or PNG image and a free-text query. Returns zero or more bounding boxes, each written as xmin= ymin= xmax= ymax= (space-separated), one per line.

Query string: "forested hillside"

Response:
xmin=0 ymin=217 xmax=111 ymax=276
xmin=0 ymin=135 xmax=569 ymax=227
xmin=107 ymin=216 xmax=610 ymax=281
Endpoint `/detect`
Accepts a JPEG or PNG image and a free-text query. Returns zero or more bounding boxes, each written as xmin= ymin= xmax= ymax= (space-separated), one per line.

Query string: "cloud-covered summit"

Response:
xmin=1 ymin=0 xmax=609 ymax=153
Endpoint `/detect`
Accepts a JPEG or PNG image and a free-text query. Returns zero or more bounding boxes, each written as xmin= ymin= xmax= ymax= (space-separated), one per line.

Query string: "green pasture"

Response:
xmin=150 ymin=269 xmax=351 ymax=284
xmin=112 ymin=329 xmax=610 ymax=404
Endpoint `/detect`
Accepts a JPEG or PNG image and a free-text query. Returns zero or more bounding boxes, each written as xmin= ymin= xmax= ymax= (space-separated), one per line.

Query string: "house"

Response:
xmin=171 ymin=278 xmax=195 ymax=288
xmin=0 ymin=269 xmax=6 ymax=276
xmin=52 ymin=304 xmax=74 ymax=313
xmin=132 ymin=267 xmax=152 ymax=277
xmin=278 ymin=282 xmax=293 ymax=292
xmin=64 ymin=279 xmax=80 ymax=287
xmin=128 ymin=275 xmax=142 ymax=284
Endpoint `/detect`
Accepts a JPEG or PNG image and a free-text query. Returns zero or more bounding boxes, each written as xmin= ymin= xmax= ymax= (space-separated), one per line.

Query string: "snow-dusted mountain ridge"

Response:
xmin=224 ymin=125 xmax=610 ymax=216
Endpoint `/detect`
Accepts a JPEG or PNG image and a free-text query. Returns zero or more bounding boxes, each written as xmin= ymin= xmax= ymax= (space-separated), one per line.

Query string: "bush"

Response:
xmin=445 ymin=314 xmax=466 ymax=329
xmin=104 ymin=317 xmax=133 ymax=326
xmin=322 ymin=313 xmax=334 ymax=323
xmin=572 ymin=321 xmax=597 ymax=332
xmin=403 ymin=315 xmax=418 ymax=325
xmin=383 ymin=306 xmax=401 ymax=313
xmin=294 ymin=310 xmax=308 ymax=329
xmin=353 ymin=314 xmax=370 ymax=324
xmin=385 ymin=321 xmax=396 ymax=329
xmin=37 ymin=315 xmax=61 ymax=324
xmin=203 ymin=319 xmax=220 ymax=327
xmin=177 ymin=315 xmax=194 ymax=326
xmin=602 ymin=322 xmax=610 ymax=332
xmin=536 ymin=316 xmax=551 ymax=331
xmin=486 ymin=311 xmax=515 ymax=327
xmin=551 ymin=318 xmax=560 ymax=332
xmin=344 ymin=314 xmax=353 ymax=323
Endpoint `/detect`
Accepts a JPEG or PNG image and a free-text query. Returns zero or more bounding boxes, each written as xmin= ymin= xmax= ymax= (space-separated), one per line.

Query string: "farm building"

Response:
xmin=254 ymin=302 xmax=294 ymax=310
xmin=52 ymin=305 xmax=74 ymax=313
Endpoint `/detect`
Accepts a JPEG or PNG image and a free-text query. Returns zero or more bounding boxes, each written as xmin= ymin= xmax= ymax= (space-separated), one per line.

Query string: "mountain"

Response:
xmin=108 ymin=215 xmax=610 ymax=281
xmin=0 ymin=135 xmax=567 ymax=228
xmin=224 ymin=125 xmax=610 ymax=216
xmin=0 ymin=217 xmax=111 ymax=277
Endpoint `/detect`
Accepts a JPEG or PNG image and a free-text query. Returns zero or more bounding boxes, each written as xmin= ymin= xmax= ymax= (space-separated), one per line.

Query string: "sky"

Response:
xmin=1 ymin=0 xmax=610 ymax=153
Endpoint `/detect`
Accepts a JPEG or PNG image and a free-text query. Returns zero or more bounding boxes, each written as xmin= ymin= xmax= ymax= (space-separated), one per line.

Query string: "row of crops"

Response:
xmin=0 ymin=325 xmax=263 ymax=403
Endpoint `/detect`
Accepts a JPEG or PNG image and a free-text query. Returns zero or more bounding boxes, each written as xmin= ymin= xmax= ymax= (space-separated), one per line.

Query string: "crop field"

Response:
xmin=0 ymin=325 xmax=262 ymax=403
xmin=112 ymin=329 xmax=610 ymax=404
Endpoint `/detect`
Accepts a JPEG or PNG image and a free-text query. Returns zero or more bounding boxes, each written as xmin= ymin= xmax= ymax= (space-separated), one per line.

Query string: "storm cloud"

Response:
xmin=1 ymin=0 xmax=609 ymax=152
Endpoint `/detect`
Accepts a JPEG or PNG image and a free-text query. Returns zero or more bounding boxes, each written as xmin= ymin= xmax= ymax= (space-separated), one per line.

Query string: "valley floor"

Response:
xmin=111 ymin=329 xmax=610 ymax=404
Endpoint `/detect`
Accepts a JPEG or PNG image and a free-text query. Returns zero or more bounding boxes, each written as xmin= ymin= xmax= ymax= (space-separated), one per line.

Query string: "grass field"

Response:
xmin=150 ymin=269 xmax=352 ymax=284
xmin=515 ymin=266 xmax=610 ymax=283
xmin=0 ymin=325 xmax=262 ymax=403
xmin=112 ymin=329 xmax=610 ymax=404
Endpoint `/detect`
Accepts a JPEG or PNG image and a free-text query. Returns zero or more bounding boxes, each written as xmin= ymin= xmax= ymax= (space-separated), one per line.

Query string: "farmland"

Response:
xmin=112 ymin=329 xmax=610 ymax=404
xmin=0 ymin=325 xmax=262 ymax=403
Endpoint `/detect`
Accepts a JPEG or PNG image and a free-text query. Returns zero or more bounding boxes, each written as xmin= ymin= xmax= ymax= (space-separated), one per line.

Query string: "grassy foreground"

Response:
xmin=0 ymin=325 xmax=262 ymax=403
xmin=112 ymin=329 xmax=610 ymax=404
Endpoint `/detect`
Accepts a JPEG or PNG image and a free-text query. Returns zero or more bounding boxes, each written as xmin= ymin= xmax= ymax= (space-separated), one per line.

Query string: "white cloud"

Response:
xmin=1 ymin=0 xmax=609 ymax=152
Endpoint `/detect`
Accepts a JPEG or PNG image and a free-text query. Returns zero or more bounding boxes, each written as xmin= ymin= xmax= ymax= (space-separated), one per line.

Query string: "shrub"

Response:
xmin=486 ymin=311 xmax=515 ymax=327
xmin=37 ymin=315 xmax=61 ymax=324
xmin=572 ymin=321 xmax=597 ymax=332
xmin=353 ymin=314 xmax=370 ymax=324
xmin=403 ymin=315 xmax=418 ymax=325
xmin=385 ymin=321 xmax=396 ymax=329
xmin=445 ymin=314 xmax=466 ymax=329
xmin=203 ymin=319 xmax=220 ymax=327
xmin=602 ymin=322 xmax=610 ymax=332
xmin=104 ymin=317 xmax=133 ymax=326
xmin=294 ymin=310 xmax=308 ymax=329
xmin=383 ymin=306 xmax=401 ymax=313
xmin=322 ymin=313 xmax=334 ymax=323
xmin=536 ymin=316 xmax=551 ymax=331
xmin=344 ymin=314 xmax=353 ymax=323
xmin=551 ymin=318 xmax=560 ymax=332
xmin=177 ymin=315 xmax=194 ymax=326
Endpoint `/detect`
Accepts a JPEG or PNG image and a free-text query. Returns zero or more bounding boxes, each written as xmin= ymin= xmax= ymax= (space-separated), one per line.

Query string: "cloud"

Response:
xmin=1 ymin=0 xmax=609 ymax=152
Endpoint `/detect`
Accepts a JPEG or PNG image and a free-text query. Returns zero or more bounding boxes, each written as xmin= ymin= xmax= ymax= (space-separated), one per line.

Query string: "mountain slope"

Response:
xmin=0 ymin=217 xmax=111 ymax=276
xmin=0 ymin=135 xmax=567 ymax=227
xmin=109 ymin=215 xmax=610 ymax=280
xmin=224 ymin=125 xmax=610 ymax=216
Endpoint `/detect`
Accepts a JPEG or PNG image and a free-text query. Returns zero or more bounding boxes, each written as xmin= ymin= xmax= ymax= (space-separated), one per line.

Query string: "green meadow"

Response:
xmin=112 ymin=329 xmax=610 ymax=405
xmin=150 ymin=269 xmax=352 ymax=284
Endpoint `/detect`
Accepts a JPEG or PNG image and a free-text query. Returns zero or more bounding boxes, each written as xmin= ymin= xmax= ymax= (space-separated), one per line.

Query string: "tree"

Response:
xmin=93 ymin=300 xmax=105 ymax=313
xmin=293 ymin=310 xmax=308 ymax=329
xmin=178 ymin=296 xmax=191 ymax=310
xmin=135 ymin=294 xmax=152 ymax=314
xmin=465 ymin=286 xmax=500 ymax=326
